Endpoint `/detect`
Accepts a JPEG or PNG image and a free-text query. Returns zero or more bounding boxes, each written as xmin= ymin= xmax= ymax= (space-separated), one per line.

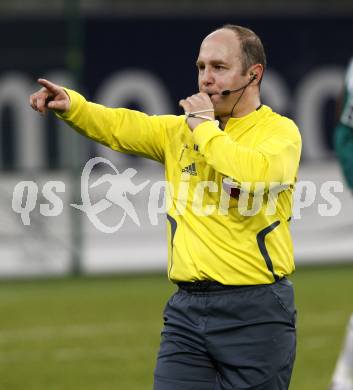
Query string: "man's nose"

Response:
xmin=201 ymin=68 xmax=215 ymax=85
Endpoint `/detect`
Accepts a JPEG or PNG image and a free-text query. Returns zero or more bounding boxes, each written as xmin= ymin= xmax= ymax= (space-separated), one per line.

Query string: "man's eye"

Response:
xmin=215 ymin=65 xmax=224 ymax=70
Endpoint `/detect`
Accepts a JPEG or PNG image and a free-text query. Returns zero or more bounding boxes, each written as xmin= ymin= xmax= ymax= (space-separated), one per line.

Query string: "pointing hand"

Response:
xmin=29 ymin=78 xmax=70 ymax=114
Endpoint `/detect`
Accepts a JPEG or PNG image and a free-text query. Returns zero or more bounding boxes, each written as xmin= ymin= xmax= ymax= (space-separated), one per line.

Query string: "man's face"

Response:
xmin=197 ymin=29 xmax=247 ymax=116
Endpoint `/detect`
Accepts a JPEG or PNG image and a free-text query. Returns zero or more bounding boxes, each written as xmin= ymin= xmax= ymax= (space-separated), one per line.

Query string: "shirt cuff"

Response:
xmin=192 ymin=120 xmax=224 ymax=154
xmin=55 ymin=88 xmax=86 ymax=121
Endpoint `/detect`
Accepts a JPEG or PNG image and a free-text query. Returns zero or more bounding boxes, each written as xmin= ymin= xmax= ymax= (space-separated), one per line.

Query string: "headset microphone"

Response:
xmin=221 ymin=74 xmax=257 ymax=96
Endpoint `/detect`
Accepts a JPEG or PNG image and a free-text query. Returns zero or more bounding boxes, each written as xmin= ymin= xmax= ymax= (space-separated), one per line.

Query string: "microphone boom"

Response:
xmin=221 ymin=75 xmax=256 ymax=96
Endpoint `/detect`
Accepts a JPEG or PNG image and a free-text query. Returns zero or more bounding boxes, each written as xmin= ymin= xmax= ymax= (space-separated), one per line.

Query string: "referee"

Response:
xmin=30 ymin=25 xmax=302 ymax=390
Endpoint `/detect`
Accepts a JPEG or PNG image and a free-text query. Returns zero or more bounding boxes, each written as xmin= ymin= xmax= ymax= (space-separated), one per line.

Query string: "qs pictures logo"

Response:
xmin=71 ymin=157 xmax=150 ymax=233
xmin=12 ymin=157 xmax=151 ymax=233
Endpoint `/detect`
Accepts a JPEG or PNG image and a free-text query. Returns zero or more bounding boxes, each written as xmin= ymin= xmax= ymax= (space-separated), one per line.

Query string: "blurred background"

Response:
xmin=0 ymin=0 xmax=353 ymax=389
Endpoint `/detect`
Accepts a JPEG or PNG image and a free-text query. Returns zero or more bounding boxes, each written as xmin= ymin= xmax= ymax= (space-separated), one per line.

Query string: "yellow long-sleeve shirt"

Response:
xmin=59 ymin=89 xmax=302 ymax=285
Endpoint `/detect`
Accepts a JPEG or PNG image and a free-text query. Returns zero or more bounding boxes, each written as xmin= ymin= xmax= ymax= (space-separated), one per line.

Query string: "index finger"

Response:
xmin=37 ymin=78 xmax=61 ymax=94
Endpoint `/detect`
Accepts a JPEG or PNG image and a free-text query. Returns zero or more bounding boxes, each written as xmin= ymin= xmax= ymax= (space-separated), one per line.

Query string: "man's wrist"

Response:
xmin=186 ymin=117 xmax=210 ymax=131
xmin=184 ymin=108 xmax=215 ymax=131
xmin=188 ymin=117 xmax=219 ymax=131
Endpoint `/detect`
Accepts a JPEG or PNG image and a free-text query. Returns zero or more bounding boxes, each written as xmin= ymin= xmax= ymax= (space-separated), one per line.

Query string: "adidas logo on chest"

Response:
xmin=182 ymin=162 xmax=197 ymax=176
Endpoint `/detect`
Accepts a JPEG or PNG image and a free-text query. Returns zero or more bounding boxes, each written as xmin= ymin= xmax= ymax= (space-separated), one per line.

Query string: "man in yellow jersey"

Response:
xmin=30 ymin=24 xmax=301 ymax=390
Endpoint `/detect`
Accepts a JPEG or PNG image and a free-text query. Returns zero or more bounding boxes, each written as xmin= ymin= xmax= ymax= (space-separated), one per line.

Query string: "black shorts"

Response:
xmin=154 ymin=278 xmax=296 ymax=390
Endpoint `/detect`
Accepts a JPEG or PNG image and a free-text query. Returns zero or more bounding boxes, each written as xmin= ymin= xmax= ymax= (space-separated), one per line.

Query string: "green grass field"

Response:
xmin=0 ymin=265 xmax=352 ymax=390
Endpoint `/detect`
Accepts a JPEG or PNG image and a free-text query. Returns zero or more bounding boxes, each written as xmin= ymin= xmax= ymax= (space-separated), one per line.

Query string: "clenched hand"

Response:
xmin=179 ymin=92 xmax=215 ymax=131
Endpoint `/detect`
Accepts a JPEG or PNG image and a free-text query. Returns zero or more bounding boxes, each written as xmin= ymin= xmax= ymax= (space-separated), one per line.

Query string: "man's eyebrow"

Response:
xmin=196 ymin=59 xmax=228 ymax=66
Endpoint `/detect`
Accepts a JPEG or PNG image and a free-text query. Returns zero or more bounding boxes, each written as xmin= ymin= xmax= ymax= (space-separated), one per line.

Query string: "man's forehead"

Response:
xmin=203 ymin=29 xmax=239 ymax=47
xmin=198 ymin=29 xmax=240 ymax=62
